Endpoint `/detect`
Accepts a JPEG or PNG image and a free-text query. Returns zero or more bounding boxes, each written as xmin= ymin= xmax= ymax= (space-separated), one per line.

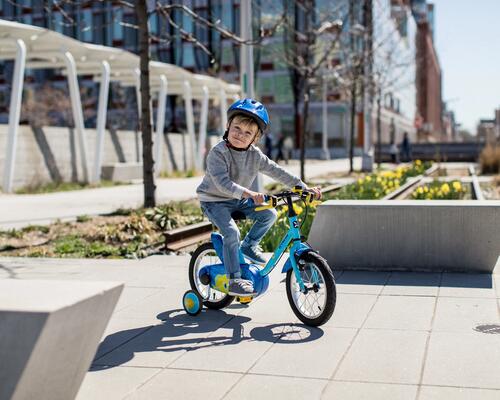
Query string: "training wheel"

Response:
xmin=183 ymin=290 xmax=202 ymax=316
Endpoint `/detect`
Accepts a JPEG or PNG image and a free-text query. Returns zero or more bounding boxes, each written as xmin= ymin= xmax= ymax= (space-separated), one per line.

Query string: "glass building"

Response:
xmin=1 ymin=0 xmax=419 ymax=152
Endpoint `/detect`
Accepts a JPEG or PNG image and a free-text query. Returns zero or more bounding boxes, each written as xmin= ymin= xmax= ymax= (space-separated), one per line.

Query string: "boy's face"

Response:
xmin=227 ymin=119 xmax=259 ymax=149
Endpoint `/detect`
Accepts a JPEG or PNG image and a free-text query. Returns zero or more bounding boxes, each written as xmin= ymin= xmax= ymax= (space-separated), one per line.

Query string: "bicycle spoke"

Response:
xmin=291 ymin=262 xmax=327 ymax=318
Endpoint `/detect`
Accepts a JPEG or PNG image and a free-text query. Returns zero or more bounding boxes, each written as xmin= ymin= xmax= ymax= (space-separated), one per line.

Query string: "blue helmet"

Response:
xmin=227 ymin=98 xmax=270 ymax=133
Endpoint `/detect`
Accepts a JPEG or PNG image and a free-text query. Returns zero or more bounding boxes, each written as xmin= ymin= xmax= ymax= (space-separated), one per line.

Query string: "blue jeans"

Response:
xmin=200 ymin=199 xmax=277 ymax=277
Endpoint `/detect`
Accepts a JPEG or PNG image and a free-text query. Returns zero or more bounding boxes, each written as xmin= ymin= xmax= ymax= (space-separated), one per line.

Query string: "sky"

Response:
xmin=431 ymin=0 xmax=500 ymax=133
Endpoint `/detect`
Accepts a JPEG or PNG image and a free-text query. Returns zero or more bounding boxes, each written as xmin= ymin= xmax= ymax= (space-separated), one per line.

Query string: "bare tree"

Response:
xmin=276 ymin=0 xmax=344 ymax=180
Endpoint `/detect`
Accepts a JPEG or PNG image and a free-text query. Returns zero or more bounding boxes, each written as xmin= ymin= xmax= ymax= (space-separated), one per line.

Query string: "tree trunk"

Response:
xmin=136 ymin=1 xmax=156 ymax=207
xmin=349 ymin=78 xmax=356 ymax=173
xmin=300 ymin=89 xmax=310 ymax=181
xmin=376 ymin=88 xmax=382 ymax=168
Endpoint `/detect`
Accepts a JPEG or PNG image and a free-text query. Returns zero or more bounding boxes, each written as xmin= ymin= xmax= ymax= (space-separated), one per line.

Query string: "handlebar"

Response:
xmin=254 ymin=186 xmax=317 ymax=211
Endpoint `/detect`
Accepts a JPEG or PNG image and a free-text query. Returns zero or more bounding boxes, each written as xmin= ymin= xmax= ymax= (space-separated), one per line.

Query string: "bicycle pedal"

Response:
xmin=237 ymin=296 xmax=253 ymax=304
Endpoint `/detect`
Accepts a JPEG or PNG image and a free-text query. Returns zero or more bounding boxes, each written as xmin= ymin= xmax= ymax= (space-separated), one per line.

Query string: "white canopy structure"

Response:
xmin=0 ymin=19 xmax=240 ymax=192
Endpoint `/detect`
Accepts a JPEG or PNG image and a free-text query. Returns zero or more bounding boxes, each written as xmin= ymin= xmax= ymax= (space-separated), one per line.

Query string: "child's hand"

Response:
xmin=309 ymin=186 xmax=322 ymax=200
xmin=243 ymin=190 xmax=266 ymax=205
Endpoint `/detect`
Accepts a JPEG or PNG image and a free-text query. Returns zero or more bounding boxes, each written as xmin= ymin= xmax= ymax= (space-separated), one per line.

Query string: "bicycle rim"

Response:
xmin=289 ymin=262 xmax=328 ymax=319
xmin=192 ymin=247 xmax=227 ymax=303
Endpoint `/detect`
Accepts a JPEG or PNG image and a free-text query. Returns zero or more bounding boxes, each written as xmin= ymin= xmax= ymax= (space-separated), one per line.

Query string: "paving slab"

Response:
xmin=322 ymin=381 xmax=418 ymax=400
xmin=382 ymin=272 xmax=441 ymax=296
xmin=322 ymin=293 xmax=378 ymax=329
xmin=334 ymin=329 xmax=428 ymax=384
xmin=76 ymin=366 xmax=160 ymax=400
xmin=336 ymin=271 xmax=390 ymax=295
xmin=94 ymin=312 xmax=231 ymax=368
xmin=94 ymin=317 xmax=161 ymax=360
xmin=422 ymin=331 xmax=500 ymax=389
xmin=418 ymin=386 xmax=500 ymax=400
xmin=364 ymin=295 xmax=436 ymax=331
xmin=432 ymin=297 xmax=499 ymax=332
xmin=124 ymin=368 xmax=242 ymax=400
xmin=250 ymin=326 xmax=356 ymax=379
xmin=225 ymin=374 xmax=328 ymax=400
xmin=439 ymin=273 xmax=497 ymax=298
xmin=169 ymin=321 xmax=283 ymax=373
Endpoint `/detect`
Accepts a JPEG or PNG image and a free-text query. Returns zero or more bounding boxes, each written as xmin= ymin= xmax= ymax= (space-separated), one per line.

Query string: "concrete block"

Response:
xmin=101 ymin=162 xmax=143 ymax=182
xmin=0 ymin=279 xmax=123 ymax=400
xmin=309 ymin=200 xmax=500 ymax=273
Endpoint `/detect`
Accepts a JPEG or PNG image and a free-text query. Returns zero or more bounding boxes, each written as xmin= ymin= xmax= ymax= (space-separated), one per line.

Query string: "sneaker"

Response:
xmin=228 ymin=279 xmax=257 ymax=296
xmin=241 ymin=244 xmax=267 ymax=265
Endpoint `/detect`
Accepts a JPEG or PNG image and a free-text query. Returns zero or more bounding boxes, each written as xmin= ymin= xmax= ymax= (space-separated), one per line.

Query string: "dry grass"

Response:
xmin=479 ymin=145 xmax=500 ymax=174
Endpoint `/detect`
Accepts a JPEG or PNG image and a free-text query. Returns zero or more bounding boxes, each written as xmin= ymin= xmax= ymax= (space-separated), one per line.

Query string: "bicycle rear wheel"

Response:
xmin=286 ymin=252 xmax=336 ymax=326
xmin=189 ymin=242 xmax=234 ymax=309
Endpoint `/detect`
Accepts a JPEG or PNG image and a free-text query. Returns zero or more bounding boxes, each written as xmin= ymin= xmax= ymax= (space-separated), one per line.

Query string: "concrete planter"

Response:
xmin=308 ymin=200 xmax=500 ymax=273
xmin=0 ymin=279 xmax=123 ymax=400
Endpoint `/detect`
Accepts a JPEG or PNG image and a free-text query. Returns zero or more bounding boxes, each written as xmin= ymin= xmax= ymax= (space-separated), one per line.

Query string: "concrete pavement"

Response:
xmin=0 ymin=158 xmax=361 ymax=229
xmin=0 ymin=255 xmax=498 ymax=400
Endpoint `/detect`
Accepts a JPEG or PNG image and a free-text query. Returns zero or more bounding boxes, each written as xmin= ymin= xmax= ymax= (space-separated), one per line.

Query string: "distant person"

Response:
xmin=400 ymin=131 xmax=412 ymax=162
xmin=274 ymin=133 xmax=285 ymax=163
xmin=389 ymin=140 xmax=399 ymax=164
xmin=283 ymin=135 xmax=294 ymax=164
xmin=264 ymin=134 xmax=273 ymax=159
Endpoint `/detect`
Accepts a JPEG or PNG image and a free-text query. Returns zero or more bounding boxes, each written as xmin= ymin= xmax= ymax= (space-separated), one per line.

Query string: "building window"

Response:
xmin=113 ymin=7 xmax=124 ymax=42
xmin=82 ymin=9 xmax=92 ymax=42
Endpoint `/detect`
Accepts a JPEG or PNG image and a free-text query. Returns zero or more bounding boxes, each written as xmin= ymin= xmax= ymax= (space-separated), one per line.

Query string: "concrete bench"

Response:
xmin=308 ymin=200 xmax=500 ymax=273
xmin=0 ymin=279 xmax=123 ymax=400
xmin=101 ymin=162 xmax=143 ymax=182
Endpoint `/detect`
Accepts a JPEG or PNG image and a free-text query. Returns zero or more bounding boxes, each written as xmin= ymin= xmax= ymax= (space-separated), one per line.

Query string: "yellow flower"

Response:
xmin=424 ymin=186 xmax=429 ymax=192
xmin=441 ymin=183 xmax=450 ymax=194
xmin=376 ymin=177 xmax=382 ymax=183
xmin=417 ymin=187 xmax=424 ymax=194
xmin=452 ymin=181 xmax=462 ymax=191
xmin=415 ymin=160 xmax=422 ymax=166
xmin=358 ymin=178 xmax=363 ymax=185
xmin=365 ymin=176 xmax=372 ymax=182
xmin=292 ymin=204 xmax=303 ymax=215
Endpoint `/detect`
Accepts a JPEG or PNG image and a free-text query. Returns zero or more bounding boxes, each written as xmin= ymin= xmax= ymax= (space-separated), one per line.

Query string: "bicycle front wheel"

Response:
xmin=286 ymin=252 xmax=336 ymax=326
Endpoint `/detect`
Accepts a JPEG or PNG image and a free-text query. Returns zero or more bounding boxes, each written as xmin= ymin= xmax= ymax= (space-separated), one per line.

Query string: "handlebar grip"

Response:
xmin=255 ymin=195 xmax=277 ymax=211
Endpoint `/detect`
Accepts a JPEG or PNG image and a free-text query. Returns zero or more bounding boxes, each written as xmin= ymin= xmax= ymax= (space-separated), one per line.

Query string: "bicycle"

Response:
xmin=182 ymin=187 xmax=336 ymax=327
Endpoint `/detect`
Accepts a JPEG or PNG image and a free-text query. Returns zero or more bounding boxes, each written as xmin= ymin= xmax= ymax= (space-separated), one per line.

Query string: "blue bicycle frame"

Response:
xmin=259 ymin=213 xmax=309 ymax=292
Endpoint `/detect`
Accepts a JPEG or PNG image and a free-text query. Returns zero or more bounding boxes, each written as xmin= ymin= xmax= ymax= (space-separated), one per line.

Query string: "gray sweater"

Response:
xmin=197 ymin=141 xmax=305 ymax=202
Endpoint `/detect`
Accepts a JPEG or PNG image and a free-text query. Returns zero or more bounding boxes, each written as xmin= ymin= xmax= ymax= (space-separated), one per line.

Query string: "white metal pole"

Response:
xmin=240 ymin=0 xmax=254 ymax=98
xmin=240 ymin=0 xmax=263 ymax=191
xmin=322 ymin=75 xmax=330 ymax=160
xmin=63 ymin=50 xmax=89 ymax=183
xmin=93 ymin=60 xmax=110 ymax=184
xmin=183 ymin=80 xmax=196 ymax=171
xmin=219 ymin=86 xmax=228 ymax=134
xmin=155 ymin=75 xmax=167 ymax=176
xmin=134 ymin=67 xmax=141 ymax=121
xmin=3 ymin=39 xmax=26 ymax=193
xmin=197 ymin=85 xmax=209 ymax=170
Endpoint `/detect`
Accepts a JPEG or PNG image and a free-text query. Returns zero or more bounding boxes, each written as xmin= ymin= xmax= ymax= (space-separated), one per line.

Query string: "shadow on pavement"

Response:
xmin=336 ymin=270 xmax=494 ymax=289
xmin=90 ymin=308 xmax=323 ymax=371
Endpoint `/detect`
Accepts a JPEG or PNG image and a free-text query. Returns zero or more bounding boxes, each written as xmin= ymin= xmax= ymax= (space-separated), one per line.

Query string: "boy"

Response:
xmin=196 ymin=99 xmax=321 ymax=297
